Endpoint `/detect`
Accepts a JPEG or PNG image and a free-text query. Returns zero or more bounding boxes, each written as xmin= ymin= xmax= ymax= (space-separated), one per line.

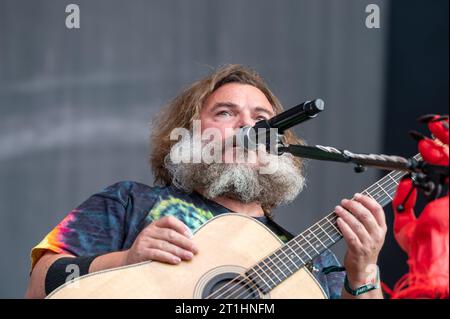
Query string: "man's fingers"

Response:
xmin=143 ymin=248 xmax=182 ymax=265
xmin=147 ymin=239 xmax=194 ymax=261
xmin=335 ymin=205 xmax=371 ymax=245
xmin=153 ymin=216 xmax=193 ymax=238
xmin=336 ymin=216 xmax=362 ymax=251
xmin=340 ymin=197 xmax=380 ymax=236
xmin=151 ymin=227 xmax=198 ymax=254
xmin=352 ymin=193 xmax=387 ymax=229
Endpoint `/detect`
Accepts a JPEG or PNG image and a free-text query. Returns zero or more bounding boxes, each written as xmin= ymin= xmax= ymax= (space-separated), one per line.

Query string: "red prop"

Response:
xmin=384 ymin=115 xmax=449 ymax=299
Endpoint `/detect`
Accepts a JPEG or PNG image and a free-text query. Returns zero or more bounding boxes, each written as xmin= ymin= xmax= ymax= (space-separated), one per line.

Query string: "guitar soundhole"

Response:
xmin=201 ymin=272 xmax=260 ymax=299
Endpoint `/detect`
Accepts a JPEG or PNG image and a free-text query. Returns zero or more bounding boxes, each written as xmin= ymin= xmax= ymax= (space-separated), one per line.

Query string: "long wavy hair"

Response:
xmin=150 ymin=64 xmax=305 ymax=191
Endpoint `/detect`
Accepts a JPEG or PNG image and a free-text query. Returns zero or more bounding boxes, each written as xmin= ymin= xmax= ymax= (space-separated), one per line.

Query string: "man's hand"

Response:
xmin=335 ymin=193 xmax=387 ymax=288
xmin=124 ymin=216 xmax=199 ymax=265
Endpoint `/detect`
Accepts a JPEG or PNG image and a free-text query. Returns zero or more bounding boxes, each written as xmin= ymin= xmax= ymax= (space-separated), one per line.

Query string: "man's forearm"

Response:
xmin=25 ymin=252 xmax=72 ymax=299
xmin=88 ymin=250 xmax=128 ymax=273
xmin=26 ymin=250 xmax=129 ymax=299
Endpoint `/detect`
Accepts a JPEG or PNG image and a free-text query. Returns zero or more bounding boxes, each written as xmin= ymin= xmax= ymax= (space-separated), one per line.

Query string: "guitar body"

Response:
xmin=47 ymin=214 xmax=327 ymax=299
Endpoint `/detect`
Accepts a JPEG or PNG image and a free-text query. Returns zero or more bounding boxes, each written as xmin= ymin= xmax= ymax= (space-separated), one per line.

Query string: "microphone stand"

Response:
xmin=276 ymin=142 xmax=448 ymax=201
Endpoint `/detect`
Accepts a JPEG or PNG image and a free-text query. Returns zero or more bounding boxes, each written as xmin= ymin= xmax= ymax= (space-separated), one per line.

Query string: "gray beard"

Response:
xmin=163 ymin=137 xmax=306 ymax=215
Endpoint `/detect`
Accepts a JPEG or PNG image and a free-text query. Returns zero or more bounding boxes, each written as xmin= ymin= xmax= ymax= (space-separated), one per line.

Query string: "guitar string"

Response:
xmin=230 ymin=189 xmax=397 ymax=301
xmin=225 ymin=203 xmax=392 ymax=300
xmin=207 ymin=168 xmax=407 ymax=299
xmin=207 ymin=225 xmax=335 ymax=299
xmin=232 ymin=215 xmax=341 ymax=299
xmin=208 ymin=169 xmax=405 ymax=299
xmin=209 ymin=177 xmax=402 ymax=299
xmin=231 ymin=175 xmax=408 ymax=300
xmin=210 ymin=201 xmax=394 ymax=298
xmin=232 ymin=220 xmax=340 ymax=299
xmin=216 ymin=214 xmax=349 ymax=299
xmin=226 ymin=155 xmax=422 ymax=298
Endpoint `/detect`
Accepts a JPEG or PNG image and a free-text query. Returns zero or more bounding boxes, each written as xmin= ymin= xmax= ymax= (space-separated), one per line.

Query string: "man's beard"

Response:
xmin=163 ymin=135 xmax=306 ymax=215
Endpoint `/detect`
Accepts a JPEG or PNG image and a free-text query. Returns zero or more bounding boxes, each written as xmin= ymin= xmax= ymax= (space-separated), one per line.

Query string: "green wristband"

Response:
xmin=344 ymin=266 xmax=380 ymax=296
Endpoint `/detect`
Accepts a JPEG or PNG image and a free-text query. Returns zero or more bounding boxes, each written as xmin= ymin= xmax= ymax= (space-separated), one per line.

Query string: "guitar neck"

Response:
xmin=245 ymin=154 xmax=421 ymax=294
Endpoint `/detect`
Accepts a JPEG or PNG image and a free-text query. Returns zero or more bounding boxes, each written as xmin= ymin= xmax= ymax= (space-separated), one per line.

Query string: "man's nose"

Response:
xmin=236 ymin=114 xmax=255 ymax=129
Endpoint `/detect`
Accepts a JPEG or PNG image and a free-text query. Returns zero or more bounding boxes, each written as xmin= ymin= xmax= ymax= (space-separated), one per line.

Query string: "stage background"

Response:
xmin=0 ymin=0 xmax=447 ymax=298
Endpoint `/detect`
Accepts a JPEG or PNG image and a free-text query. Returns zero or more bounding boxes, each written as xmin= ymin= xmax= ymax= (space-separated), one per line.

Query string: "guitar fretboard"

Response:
xmin=242 ymin=154 xmax=421 ymax=295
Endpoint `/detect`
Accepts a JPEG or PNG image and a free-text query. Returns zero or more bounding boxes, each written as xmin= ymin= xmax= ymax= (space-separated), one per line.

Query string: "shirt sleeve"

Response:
xmin=310 ymin=249 xmax=345 ymax=299
xmin=30 ymin=181 xmax=133 ymax=271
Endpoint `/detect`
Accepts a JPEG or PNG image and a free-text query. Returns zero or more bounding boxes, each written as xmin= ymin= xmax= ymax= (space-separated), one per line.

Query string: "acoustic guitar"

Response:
xmin=47 ymin=160 xmax=414 ymax=299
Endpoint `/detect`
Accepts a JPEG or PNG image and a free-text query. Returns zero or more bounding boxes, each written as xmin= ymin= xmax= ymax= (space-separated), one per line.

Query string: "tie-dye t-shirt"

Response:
xmin=31 ymin=181 xmax=345 ymax=298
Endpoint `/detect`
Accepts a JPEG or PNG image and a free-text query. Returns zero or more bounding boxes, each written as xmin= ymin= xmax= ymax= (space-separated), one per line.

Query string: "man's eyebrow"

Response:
xmin=211 ymin=102 xmax=239 ymax=111
xmin=254 ymin=106 xmax=274 ymax=117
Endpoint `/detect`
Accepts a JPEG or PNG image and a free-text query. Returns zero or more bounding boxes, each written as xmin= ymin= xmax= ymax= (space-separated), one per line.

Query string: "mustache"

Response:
xmin=218 ymin=134 xmax=269 ymax=156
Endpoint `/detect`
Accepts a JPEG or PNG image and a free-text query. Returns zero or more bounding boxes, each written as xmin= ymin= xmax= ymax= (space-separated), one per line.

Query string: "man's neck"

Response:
xmin=213 ymin=196 xmax=265 ymax=217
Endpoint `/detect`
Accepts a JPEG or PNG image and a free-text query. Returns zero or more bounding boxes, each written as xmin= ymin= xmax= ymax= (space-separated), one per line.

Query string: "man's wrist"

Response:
xmin=344 ymin=265 xmax=380 ymax=296
xmin=345 ymin=261 xmax=379 ymax=284
xmin=346 ymin=273 xmax=372 ymax=289
xmin=121 ymin=249 xmax=130 ymax=266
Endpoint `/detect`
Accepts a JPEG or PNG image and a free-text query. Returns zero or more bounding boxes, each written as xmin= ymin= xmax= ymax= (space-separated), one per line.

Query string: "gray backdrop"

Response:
xmin=0 ymin=0 xmax=388 ymax=298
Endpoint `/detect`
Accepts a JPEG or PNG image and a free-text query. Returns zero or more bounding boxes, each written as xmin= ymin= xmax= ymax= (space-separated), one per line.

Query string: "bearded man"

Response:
xmin=26 ymin=65 xmax=387 ymax=299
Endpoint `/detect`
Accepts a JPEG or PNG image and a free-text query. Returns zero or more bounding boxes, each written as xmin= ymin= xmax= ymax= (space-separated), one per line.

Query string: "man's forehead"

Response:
xmin=204 ymin=83 xmax=275 ymax=114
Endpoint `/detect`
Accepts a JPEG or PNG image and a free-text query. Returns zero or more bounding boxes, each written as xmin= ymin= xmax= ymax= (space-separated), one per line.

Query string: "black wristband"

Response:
xmin=45 ymin=255 xmax=98 ymax=296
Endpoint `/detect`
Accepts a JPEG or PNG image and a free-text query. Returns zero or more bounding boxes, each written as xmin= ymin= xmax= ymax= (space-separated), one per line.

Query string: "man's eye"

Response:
xmin=217 ymin=111 xmax=232 ymax=117
xmin=256 ymin=116 xmax=268 ymax=121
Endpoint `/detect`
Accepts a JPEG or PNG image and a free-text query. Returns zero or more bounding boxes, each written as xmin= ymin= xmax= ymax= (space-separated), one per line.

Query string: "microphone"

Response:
xmin=236 ymin=99 xmax=324 ymax=151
